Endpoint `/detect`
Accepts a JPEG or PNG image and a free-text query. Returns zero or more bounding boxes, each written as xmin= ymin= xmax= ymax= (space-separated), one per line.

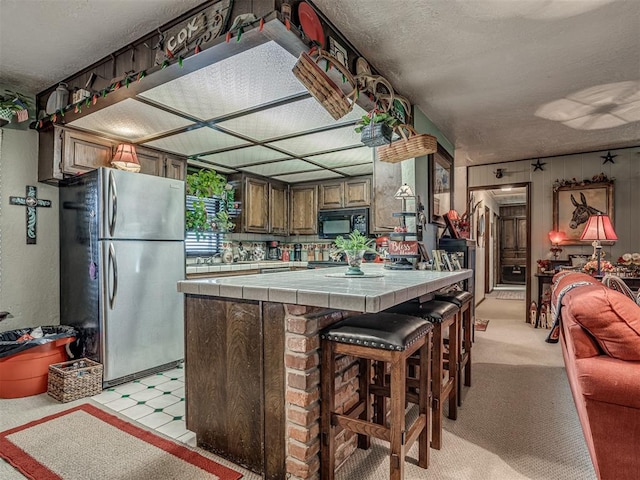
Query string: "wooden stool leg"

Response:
xmin=464 ymin=306 xmax=472 ymax=387
xmin=321 ymin=341 xmax=336 ymax=480
xmin=389 ymin=351 xmax=406 ymax=480
xmin=374 ymin=360 xmax=387 ymax=426
xmin=448 ymin=314 xmax=459 ymax=420
xmin=431 ymin=323 xmax=443 ymax=450
xmin=358 ymin=358 xmax=371 ymax=450
xmin=418 ymin=333 xmax=431 ymax=468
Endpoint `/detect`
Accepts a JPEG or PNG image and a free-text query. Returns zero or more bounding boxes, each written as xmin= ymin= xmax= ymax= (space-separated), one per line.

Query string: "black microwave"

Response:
xmin=318 ymin=208 xmax=369 ymax=239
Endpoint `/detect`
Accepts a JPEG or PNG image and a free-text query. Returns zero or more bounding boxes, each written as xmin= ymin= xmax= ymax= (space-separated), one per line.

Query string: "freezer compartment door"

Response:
xmin=101 ymin=240 xmax=185 ymax=382
xmin=100 ymin=168 xmax=185 ymax=241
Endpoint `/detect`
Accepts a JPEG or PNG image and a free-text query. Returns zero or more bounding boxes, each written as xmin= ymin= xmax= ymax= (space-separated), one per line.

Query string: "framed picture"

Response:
xmin=441 ymin=251 xmax=453 ymax=271
xmin=432 ymin=249 xmax=441 ymax=271
xmin=451 ymin=254 xmax=462 ymax=271
xmin=429 ymin=145 xmax=453 ymax=226
xmin=553 ymin=182 xmax=614 ymax=245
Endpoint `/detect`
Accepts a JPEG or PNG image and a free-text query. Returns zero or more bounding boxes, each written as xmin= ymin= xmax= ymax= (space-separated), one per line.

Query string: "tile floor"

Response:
xmin=91 ymin=364 xmax=195 ymax=446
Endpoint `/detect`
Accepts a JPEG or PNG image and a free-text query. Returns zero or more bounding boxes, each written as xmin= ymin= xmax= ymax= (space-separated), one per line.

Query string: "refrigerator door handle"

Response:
xmin=108 ymin=242 xmax=118 ymax=309
xmin=108 ymin=170 xmax=118 ymax=236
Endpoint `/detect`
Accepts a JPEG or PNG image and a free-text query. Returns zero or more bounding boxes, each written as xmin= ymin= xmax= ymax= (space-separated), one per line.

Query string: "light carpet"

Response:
xmin=0 ymin=403 xmax=245 ymax=480
xmin=495 ymin=290 xmax=526 ymax=300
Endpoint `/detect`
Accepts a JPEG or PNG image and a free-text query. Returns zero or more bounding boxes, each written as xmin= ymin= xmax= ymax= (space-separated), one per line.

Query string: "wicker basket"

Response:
xmin=48 ymin=358 xmax=103 ymax=403
xmin=377 ymin=125 xmax=437 ymax=163
xmin=292 ymin=49 xmax=357 ymax=120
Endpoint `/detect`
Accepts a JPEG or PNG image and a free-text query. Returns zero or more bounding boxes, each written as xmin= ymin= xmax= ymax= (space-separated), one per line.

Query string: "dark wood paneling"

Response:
xmin=185 ymin=295 xmax=264 ymax=473
xmin=263 ymin=302 xmax=286 ymax=480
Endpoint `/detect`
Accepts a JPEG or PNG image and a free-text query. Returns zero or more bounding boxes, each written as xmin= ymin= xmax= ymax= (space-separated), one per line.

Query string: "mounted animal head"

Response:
xmin=569 ymin=192 xmax=601 ymax=229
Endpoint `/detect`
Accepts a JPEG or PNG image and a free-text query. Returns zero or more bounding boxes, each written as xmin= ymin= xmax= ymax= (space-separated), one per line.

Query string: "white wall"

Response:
xmin=0 ymin=129 xmax=60 ymax=332
xmin=468 ymin=146 xmax=640 ymax=301
xmin=470 ymin=190 xmax=500 ymax=304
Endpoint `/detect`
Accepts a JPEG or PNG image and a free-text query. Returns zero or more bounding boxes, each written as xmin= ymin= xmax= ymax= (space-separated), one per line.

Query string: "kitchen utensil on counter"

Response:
xmin=266 ymin=241 xmax=281 ymax=260
xmin=281 ymin=247 xmax=290 ymax=262
xmin=293 ymin=244 xmax=302 ymax=261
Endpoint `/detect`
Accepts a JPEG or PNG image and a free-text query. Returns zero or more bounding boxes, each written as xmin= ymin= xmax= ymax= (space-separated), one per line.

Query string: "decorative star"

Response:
xmin=531 ymin=158 xmax=546 ymax=171
xmin=601 ymin=151 xmax=617 ymax=164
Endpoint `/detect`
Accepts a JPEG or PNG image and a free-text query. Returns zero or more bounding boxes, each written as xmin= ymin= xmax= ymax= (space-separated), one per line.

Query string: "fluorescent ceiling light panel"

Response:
xmin=268 ymin=125 xmax=362 ymax=156
xmin=142 ymin=127 xmax=249 ymax=155
xmin=217 ymin=98 xmax=365 ymax=141
xmin=138 ymin=41 xmax=306 ymax=120
xmin=188 ymin=160 xmax=237 ymax=174
xmin=274 ymin=170 xmax=343 ymax=183
xmin=305 ymin=146 xmax=372 ymax=168
xmin=67 ymin=98 xmax=193 ymax=141
xmin=199 ymin=145 xmax=291 ymax=167
xmin=334 ymin=163 xmax=374 ymax=176
xmin=241 ymin=159 xmax=319 ymax=176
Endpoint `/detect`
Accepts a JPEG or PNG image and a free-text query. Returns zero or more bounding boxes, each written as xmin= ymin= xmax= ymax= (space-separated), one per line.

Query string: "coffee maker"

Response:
xmin=266 ymin=240 xmax=281 ymax=260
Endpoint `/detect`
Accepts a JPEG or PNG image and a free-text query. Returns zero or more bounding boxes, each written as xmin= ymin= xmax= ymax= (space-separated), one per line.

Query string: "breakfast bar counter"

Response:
xmin=177 ymin=265 xmax=472 ymax=480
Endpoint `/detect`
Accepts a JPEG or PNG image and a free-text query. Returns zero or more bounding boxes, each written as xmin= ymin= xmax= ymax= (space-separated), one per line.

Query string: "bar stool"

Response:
xmin=320 ymin=313 xmax=433 ymax=480
xmin=386 ymin=300 xmax=460 ymax=450
xmin=435 ymin=290 xmax=473 ymax=406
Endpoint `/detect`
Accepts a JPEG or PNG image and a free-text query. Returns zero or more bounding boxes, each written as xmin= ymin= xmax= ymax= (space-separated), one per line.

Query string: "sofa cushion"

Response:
xmin=564 ymin=284 xmax=640 ymax=361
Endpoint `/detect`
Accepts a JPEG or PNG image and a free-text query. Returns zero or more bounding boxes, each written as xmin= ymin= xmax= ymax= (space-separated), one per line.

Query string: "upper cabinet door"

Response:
xmin=136 ymin=147 xmax=163 ymax=177
xmin=290 ymin=185 xmax=318 ymax=235
xmin=319 ymin=182 xmax=344 ymax=209
xmin=344 ymin=178 xmax=371 ymax=207
xmin=270 ymin=183 xmax=289 ymax=235
xmin=62 ymin=129 xmax=114 ymax=174
xmin=164 ymin=155 xmax=186 ymax=180
xmin=244 ymin=177 xmax=269 ymax=233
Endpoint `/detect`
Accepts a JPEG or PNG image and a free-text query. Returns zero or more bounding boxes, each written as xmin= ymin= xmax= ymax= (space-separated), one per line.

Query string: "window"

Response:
xmin=185 ymin=195 xmax=222 ymax=257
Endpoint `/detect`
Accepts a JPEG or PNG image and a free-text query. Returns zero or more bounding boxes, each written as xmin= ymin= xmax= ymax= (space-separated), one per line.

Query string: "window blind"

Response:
xmin=185 ymin=195 xmax=222 ymax=257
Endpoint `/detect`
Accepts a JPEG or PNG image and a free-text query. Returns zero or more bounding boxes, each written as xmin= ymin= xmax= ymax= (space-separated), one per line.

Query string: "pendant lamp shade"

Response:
xmin=111 ymin=144 xmax=141 ymax=173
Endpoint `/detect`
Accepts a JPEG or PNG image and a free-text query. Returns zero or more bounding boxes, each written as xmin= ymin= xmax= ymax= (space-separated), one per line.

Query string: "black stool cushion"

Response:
xmin=320 ymin=313 xmax=433 ymax=351
xmin=434 ymin=291 xmax=473 ymax=307
xmin=386 ymin=300 xmax=459 ymax=323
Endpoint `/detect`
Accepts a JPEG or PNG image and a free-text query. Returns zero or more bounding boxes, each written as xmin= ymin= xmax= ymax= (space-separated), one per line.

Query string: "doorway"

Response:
xmin=468 ymin=183 xmax=531 ymax=313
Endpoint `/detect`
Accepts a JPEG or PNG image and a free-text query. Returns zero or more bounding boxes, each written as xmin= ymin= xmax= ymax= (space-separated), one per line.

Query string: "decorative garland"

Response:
xmin=552 ymin=172 xmax=613 ymax=192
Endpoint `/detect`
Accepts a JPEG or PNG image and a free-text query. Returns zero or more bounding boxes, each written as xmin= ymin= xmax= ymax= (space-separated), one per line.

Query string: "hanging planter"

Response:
xmin=355 ymin=111 xmax=399 ymax=148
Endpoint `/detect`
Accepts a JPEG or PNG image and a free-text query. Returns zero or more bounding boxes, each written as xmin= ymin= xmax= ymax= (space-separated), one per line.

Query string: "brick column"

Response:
xmin=284 ymin=305 xmax=360 ymax=480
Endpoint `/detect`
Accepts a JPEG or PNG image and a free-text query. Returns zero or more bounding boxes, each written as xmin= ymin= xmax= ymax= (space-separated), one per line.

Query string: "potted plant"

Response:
xmin=0 ymin=90 xmax=31 ymax=126
xmin=333 ymin=230 xmax=377 ymax=276
xmin=355 ymin=110 xmax=399 ymax=147
xmin=186 ymin=169 xmax=235 ymax=239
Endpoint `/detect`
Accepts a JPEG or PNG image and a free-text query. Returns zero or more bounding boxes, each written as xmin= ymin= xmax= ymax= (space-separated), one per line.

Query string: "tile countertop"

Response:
xmin=185 ymin=261 xmax=308 ymax=275
xmin=178 ymin=264 xmax=472 ymax=313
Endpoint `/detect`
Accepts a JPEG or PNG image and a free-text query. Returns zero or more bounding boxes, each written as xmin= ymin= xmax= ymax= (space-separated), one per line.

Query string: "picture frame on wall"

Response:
xmin=428 ymin=145 xmax=453 ymax=227
xmin=553 ymin=182 xmax=614 ymax=245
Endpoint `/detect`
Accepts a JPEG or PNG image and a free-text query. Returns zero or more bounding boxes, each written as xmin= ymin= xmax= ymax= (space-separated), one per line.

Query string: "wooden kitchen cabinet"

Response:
xmin=164 ymin=155 xmax=186 ymax=180
xmin=243 ymin=177 xmax=270 ymax=234
xmin=270 ymin=182 xmax=289 ymax=235
xmin=318 ymin=177 xmax=371 ymax=210
xmin=372 ymin=156 xmax=402 ymax=233
xmin=290 ymin=185 xmax=318 ymax=235
xmin=62 ymin=129 xmax=115 ymax=175
xmin=136 ymin=147 xmax=164 ymax=177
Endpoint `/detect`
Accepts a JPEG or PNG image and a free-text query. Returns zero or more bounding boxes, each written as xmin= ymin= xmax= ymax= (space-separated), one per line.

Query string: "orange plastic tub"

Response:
xmin=0 ymin=337 xmax=74 ymax=398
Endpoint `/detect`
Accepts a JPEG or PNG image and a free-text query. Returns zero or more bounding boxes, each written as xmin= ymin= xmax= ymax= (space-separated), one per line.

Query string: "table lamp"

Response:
xmin=111 ymin=143 xmax=141 ymax=172
xmin=580 ymin=214 xmax=617 ymax=276
xmin=548 ymin=230 xmax=566 ymax=259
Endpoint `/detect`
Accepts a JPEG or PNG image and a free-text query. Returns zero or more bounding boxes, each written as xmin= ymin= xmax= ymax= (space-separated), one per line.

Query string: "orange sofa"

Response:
xmin=551 ymin=272 xmax=640 ymax=480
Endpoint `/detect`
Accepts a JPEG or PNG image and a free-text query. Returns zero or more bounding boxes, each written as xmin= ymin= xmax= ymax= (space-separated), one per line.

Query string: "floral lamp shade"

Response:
xmin=111 ymin=144 xmax=140 ymax=173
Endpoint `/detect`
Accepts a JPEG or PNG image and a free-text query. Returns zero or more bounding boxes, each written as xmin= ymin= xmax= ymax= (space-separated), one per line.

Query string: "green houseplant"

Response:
xmin=0 ymin=90 xmax=31 ymax=126
xmin=355 ymin=111 xmax=399 ymax=147
xmin=185 ymin=169 xmax=235 ymax=239
xmin=333 ymin=230 xmax=376 ymax=276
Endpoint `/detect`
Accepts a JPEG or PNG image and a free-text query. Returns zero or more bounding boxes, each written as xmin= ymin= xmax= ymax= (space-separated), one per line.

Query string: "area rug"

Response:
xmin=475 ymin=318 xmax=490 ymax=332
xmin=495 ymin=290 xmax=525 ymax=300
xmin=0 ymin=403 xmax=242 ymax=480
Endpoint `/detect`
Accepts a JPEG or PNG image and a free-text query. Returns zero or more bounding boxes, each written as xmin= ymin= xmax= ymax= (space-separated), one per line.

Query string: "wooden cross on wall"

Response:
xmin=9 ymin=186 xmax=52 ymax=244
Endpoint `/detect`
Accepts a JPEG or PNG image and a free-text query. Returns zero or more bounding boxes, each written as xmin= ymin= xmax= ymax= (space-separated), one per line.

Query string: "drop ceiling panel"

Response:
xmin=138 ymin=41 xmax=306 ymax=120
xmin=273 ymin=170 xmax=343 ymax=183
xmin=67 ymin=98 xmax=193 ymax=141
xmin=142 ymin=127 xmax=249 ymax=155
xmin=188 ymin=160 xmax=237 ymax=174
xmin=199 ymin=145 xmax=291 ymax=167
xmin=334 ymin=163 xmax=374 ymax=176
xmin=241 ymin=159 xmax=319 ymax=176
xmin=217 ymin=98 xmax=366 ymax=141
xmin=305 ymin=146 xmax=372 ymax=168
xmin=267 ymin=125 xmax=362 ymax=156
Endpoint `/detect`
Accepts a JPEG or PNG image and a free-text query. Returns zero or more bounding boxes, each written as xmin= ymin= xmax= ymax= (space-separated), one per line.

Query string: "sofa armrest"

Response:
xmin=575 ymin=356 xmax=640 ymax=410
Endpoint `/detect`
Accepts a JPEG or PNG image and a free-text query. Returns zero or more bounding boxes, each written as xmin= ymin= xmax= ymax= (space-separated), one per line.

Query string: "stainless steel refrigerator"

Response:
xmin=60 ymin=168 xmax=185 ymax=387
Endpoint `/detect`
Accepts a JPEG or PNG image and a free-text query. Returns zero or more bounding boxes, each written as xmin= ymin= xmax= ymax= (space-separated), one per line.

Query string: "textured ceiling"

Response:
xmin=1 ymin=0 xmax=639 ymax=168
